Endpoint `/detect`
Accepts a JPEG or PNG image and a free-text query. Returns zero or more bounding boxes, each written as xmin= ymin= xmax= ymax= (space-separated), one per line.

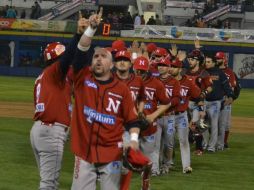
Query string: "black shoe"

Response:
xmin=224 ymin=143 xmax=229 ymax=148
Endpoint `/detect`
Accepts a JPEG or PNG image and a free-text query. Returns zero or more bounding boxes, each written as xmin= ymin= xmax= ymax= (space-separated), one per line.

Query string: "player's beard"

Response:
xmin=217 ymin=60 xmax=224 ymax=66
xmin=190 ymin=62 xmax=198 ymax=70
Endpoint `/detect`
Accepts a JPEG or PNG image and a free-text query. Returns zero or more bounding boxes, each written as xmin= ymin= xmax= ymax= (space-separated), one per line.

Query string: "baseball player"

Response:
xmin=185 ymin=49 xmax=212 ymax=155
xmin=149 ymin=47 xmax=169 ymax=77
xmin=133 ymin=56 xmax=171 ymax=176
xmin=156 ymin=58 xmax=181 ymax=174
xmin=69 ymin=11 xmax=141 ymax=190
xmin=204 ymin=53 xmax=234 ymax=152
xmin=216 ymin=52 xmax=237 ymax=150
xmin=169 ymin=58 xmax=204 ymax=173
xmin=30 ymin=14 xmax=88 ymax=190
xmin=113 ymin=50 xmax=145 ymax=190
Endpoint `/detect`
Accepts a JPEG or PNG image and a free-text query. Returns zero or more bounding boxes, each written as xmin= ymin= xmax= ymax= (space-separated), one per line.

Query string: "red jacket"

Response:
xmin=222 ymin=67 xmax=236 ymax=88
xmin=71 ymin=68 xmax=138 ymax=163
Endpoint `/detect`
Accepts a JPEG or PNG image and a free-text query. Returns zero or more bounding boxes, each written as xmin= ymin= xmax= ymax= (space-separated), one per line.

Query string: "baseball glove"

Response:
xmin=123 ymin=147 xmax=152 ymax=190
xmin=138 ymin=112 xmax=150 ymax=131
xmin=123 ymin=147 xmax=152 ymax=172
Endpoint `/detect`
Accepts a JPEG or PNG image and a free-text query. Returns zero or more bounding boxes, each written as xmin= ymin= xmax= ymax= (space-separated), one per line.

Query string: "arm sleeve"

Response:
xmin=189 ymin=80 xmax=201 ymax=99
xmin=59 ymin=33 xmax=82 ymax=77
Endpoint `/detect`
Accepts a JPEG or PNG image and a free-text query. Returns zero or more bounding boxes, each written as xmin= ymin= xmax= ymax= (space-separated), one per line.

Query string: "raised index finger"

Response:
xmin=78 ymin=11 xmax=83 ymax=20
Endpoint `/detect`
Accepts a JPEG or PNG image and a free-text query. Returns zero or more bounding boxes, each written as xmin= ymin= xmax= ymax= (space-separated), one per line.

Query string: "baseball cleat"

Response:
xmin=151 ymin=170 xmax=160 ymax=177
xmin=183 ymin=167 xmax=192 ymax=174
xmin=194 ymin=149 xmax=203 ymax=156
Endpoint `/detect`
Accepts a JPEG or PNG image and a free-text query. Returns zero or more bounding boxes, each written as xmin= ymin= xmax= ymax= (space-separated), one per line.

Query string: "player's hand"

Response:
xmin=177 ymin=50 xmax=186 ymax=61
xmin=129 ymin=140 xmax=139 ymax=151
xmin=146 ymin=114 xmax=156 ymax=124
xmin=89 ymin=7 xmax=103 ymax=29
xmin=169 ymin=44 xmax=178 ymax=56
xmin=194 ymin=38 xmax=202 ymax=49
xmin=77 ymin=11 xmax=89 ymax=34
xmin=224 ymin=97 xmax=233 ymax=106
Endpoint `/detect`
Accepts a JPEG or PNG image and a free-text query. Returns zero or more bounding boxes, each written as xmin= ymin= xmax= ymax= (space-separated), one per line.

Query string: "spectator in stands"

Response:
xmin=105 ymin=13 xmax=113 ymax=23
xmin=30 ymin=5 xmax=36 ymax=19
xmin=141 ymin=15 xmax=146 ymax=25
xmin=223 ymin=20 xmax=231 ymax=29
xmin=196 ymin=18 xmax=206 ymax=28
xmin=34 ymin=1 xmax=42 ymax=19
xmin=112 ymin=12 xmax=119 ymax=24
xmin=6 ymin=6 xmax=17 ymax=18
xmin=20 ymin=9 xmax=26 ymax=19
xmin=146 ymin=16 xmax=156 ymax=25
xmin=134 ymin=13 xmax=141 ymax=26
xmin=215 ymin=19 xmax=223 ymax=28
xmin=0 ymin=7 xmax=5 ymax=18
xmin=185 ymin=19 xmax=193 ymax=27
xmin=155 ymin=14 xmax=162 ymax=25
xmin=125 ymin=12 xmax=133 ymax=25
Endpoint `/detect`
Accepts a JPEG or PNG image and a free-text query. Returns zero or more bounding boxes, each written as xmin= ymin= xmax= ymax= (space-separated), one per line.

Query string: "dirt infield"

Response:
xmin=0 ymin=101 xmax=253 ymax=134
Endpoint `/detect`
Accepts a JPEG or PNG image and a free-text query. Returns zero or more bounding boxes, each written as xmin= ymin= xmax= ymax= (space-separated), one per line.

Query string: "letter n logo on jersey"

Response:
xmin=145 ymin=90 xmax=155 ymax=100
xmin=106 ymin=97 xmax=121 ymax=114
xmin=180 ymin=88 xmax=188 ymax=97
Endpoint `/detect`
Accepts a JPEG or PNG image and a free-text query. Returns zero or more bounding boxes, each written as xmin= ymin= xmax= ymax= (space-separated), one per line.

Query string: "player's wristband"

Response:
xmin=130 ymin=133 xmax=139 ymax=143
xmin=84 ymin=26 xmax=96 ymax=38
xmin=77 ymin=43 xmax=90 ymax=52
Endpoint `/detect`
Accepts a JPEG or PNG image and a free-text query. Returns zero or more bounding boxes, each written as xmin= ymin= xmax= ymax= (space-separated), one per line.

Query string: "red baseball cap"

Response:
xmin=111 ymin=40 xmax=126 ymax=52
xmin=115 ymin=50 xmax=131 ymax=61
xmin=170 ymin=58 xmax=182 ymax=68
xmin=157 ymin=58 xmax=171 ymax=66
xmin=146 ymin=43 xmax=157 ymax=54
xmin=215 ymin=52 xmax=226 ymax=59
xmin=133 ymin=56 xmax=149 ymax=71
xmin=154 ymin=47 xmax=168 ymax=57
xmin=44 ymin=42 xmax=65 ymax=61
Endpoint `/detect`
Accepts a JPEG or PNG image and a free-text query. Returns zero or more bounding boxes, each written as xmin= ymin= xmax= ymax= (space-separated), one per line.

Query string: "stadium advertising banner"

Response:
xmin=0 ymin=18 xmax=76 ymax=33
xmin=127 ymin=25 xmax=254 ymax=43
xmin=233 ymin=54 xmax=254 ymax=79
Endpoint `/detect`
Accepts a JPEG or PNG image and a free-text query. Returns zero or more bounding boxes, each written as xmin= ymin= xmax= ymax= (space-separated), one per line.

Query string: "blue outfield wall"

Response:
xmin=0 ymin=30 xmax=254 ymax=88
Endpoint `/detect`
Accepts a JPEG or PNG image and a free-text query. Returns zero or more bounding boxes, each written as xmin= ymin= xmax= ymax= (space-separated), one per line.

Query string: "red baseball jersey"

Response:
xmin=158 ymin=75 xmax=181 ymax=113
xmin=141 ymin=76 xmax=170 ymax=136
xmin=222 ymin=67 xmax=236 ymax=88
xmin=185 ymin=68 xmax=212 ymax=90
xmin=114 ymin=73 xmax=145 ymax=106
xmin=71 ymin=68 xmax=138 ymax=163
xmin=33 ymin=61 xmax=72 ymax=126
xmin=176 ymin=75 xmax=201 ymax=112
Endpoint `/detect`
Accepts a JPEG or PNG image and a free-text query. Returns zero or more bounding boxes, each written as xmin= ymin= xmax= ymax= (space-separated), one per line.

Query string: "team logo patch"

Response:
xmin=84 ymin=106 xmax=116 ymax=125
xmin=35 ymin=103 xmax=45 ymax=113
xmin=84 ymin=80 xmax=97 ymax=89
xmin=144 ymin=102 xmax=152 ymax=110
xmin=145 ymin=135 xmax=155 ymax=143
xmin=107 ymin=161 xmax=122 ymax=174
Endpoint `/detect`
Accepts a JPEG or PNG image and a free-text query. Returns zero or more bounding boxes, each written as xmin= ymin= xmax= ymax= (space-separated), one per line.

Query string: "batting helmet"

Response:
xmin=188 ymin=49 xmax=205 ymax=63
xmin=44 ymin=42 xmax=66 ymax=62
xmin=123 ymin=147 xmax=152 ymax=173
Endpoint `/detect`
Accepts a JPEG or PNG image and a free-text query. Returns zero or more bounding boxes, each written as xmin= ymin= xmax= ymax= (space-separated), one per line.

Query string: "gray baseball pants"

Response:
xmin=71 ymin=157 xmax=122 ymax=190
xmin=30 ymin=121 xmax=68 ymax=190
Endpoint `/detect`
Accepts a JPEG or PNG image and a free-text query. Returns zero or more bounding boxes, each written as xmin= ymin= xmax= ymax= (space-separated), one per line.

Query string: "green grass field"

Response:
xmin=0 ymin=76 xmax=254 ymax=190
